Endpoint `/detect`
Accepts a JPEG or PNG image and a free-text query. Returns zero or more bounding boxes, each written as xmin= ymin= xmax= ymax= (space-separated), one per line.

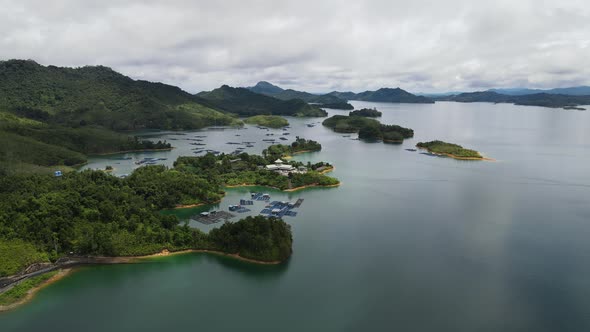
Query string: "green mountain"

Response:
xmin=197 ymin=85 xmax=327 ymax=117
xmin=247 ymin=81 xmax=284 ymax=95
xmin=246 ymin=81 xmax=353 ymax=109
xmin=327 ymin=91 xmax=358 ymax=100
xmin=0 ymin=59 xmax=239 ymax=131
xmin=0 ymin=59 xmax=242 ymax=173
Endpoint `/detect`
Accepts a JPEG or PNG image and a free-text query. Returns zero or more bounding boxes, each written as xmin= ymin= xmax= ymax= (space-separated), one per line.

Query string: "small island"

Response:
xmin=349 ymin=108 xmax=382 ymax=117
xmin=416 ymin=140 xmax=485 ymax=160
xmin=244 ymin=115 xmax=289 ymax=128
xmin=322 ymin=115 xmax=414 ymax=144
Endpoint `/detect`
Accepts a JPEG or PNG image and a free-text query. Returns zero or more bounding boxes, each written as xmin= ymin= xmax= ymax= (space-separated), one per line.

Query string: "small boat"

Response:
xmin=405 ymin=149 xmax=417 ymax=152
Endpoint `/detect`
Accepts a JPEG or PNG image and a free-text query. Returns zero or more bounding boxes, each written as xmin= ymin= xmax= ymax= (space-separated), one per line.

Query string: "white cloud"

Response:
xmin=1 ymin=0 xmax=589 ymax=93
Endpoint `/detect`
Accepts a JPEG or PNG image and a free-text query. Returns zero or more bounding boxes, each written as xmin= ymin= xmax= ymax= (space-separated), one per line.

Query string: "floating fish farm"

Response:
xmin=195 ymin=211 xmax=235 ymax=225
xmin=259 ymin=199 xmax=304 ymax=218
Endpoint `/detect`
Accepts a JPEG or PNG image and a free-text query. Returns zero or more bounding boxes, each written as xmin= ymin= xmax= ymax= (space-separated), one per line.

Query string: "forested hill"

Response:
xmin=0 ymin=59 xmax=242 ymax=174
xmin=246 ymin=81 xmax=346 ymax=104
xmin=197 ymin=85 xmax=327 ymax=117
xmin=328 ymin=88 xmax=434 ymax=103
xmin=435 ymin=90 xmax=590 ymax=108
xmin=0 ymin=59 xmax=239 ymax=130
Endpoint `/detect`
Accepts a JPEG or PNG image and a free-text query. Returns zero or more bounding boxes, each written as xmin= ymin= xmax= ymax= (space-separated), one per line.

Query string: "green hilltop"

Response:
xmin=0 ymin=59 xmax=244 ymax=173
xmin=197 ymin=85 xmax=327 ymax=117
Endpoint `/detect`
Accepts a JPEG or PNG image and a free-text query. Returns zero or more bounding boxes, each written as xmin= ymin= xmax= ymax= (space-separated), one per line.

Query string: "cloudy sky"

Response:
xmin=1 ymin=0 xmax=589 ymax=93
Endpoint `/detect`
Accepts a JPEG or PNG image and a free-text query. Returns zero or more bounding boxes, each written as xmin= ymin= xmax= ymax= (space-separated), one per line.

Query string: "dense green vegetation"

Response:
xmin=0 ymin=60 xmax=240 ymax=130
xmin=0 ymin=158 xmax=299 ymax=265
xmin=322 ymin=115 xmax=380 ymax=133
xmin=323 ymin=115 xmax=413 ymax=143
xmin=349 ymin=108 xmax=382 ymax=117
xmin=0 ymin=239 xmax=49 ymax=277
xmin=209 ymin=216 xmax=292 ymax=262
xmin=0 ymin=60 xmax=244 ymax=173
xmin=0 ymin=271 xmax=58 ymax=306
xmin=262 ymin=137 xmax=322 ymax=160
xmin=328 ymin=88 xmax=434 ymax=103
xmin=0 ymin=117 xmax=172 ymax=174
xmin=416 ymin=140 xmax=483 ymax=159
xmin=175 ymin=149 xmax=338 ymax=191
xmin=198 ymin=85 xmax=327 ymax=117
xmin=244 ymin=115 xmax=289 ymax=128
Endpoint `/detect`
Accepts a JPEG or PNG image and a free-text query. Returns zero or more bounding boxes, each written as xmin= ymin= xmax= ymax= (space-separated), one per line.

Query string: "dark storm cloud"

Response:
xmin=1 ymin=0 xmax=589 ymax=93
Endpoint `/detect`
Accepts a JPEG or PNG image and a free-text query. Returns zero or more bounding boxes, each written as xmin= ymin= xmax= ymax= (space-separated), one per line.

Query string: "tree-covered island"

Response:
xmin=349 ymin=108 xmax=382 ymax=117
xmin=416 ymin=140 xmax=484 ymax=160
xmin=322 ymin=115 xmax=414 ymax=143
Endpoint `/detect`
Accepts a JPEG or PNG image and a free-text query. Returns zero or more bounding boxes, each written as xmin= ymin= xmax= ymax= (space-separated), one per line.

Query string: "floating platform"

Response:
xmin=195 ymin=211 xmax=235 ymax=225
xmin=259 ymin=199 xmax=303 ymax=218
xmin=251 ymin=193 xmax=271 ymax=201
xmin=240 ymin=199 xmax=254 ymax=205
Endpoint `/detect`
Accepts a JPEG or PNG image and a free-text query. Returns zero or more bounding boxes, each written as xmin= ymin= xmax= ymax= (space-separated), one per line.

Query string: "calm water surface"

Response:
xmin=1 ymin=102 xmax=589 ymax=331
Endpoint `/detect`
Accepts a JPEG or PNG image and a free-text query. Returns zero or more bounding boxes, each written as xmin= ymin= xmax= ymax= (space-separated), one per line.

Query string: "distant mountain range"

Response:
xmin=435 ymin=91 xmax=590 ymax=108
xmin=246 ymin=81 xmax=351 ymax=108
xmin=247 ymin=82 xmax=433 ymax=104
xmin=330 ymin=88 xmax=434 ymax=103
xmin=488 ymin=86 xmax=590 ymax=96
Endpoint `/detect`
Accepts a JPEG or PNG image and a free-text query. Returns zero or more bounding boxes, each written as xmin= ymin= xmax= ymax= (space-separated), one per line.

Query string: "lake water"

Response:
xmin=1 ymin=101 xmax=590 ymax=331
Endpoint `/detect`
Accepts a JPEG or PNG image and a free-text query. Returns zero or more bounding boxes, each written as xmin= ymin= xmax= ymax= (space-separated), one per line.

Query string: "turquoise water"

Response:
xmin=1 ymin=102 xmax=590 ymax=331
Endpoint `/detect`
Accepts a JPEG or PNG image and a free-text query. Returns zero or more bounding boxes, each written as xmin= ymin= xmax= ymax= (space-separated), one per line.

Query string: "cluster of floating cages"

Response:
xmin=251 ymin=193 xmax=271 ymax=201
xmin=228 ymin=205 xmax=251 ymax=213
xmin=259 ymin=199 xmax=304 ymax=218
xmin=135 ymin=157 xmax=167 ymax=165
xmin=195 ymin=211 xmax=235 ymax=225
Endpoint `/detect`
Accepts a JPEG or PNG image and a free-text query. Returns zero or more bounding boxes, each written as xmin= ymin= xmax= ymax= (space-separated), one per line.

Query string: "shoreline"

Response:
xmin=0 ymin=269 xmax=72 ymax=313
xmin=318 ymin=166 xmax=335 ymax=174
xmin=0 ymin=249 xmax=283 ymax=312
xmin=172 ymin=199 xmax=222 ymax=210
xmin=134 ymin=249 xmax=284 ymax=265
xmin=284 ymin=182 xmax=340 ymax=192
xmin=223 ymin=177 xmax=339 ymax=192
xmin=416 ymin=147 xmax=494 ymax=161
